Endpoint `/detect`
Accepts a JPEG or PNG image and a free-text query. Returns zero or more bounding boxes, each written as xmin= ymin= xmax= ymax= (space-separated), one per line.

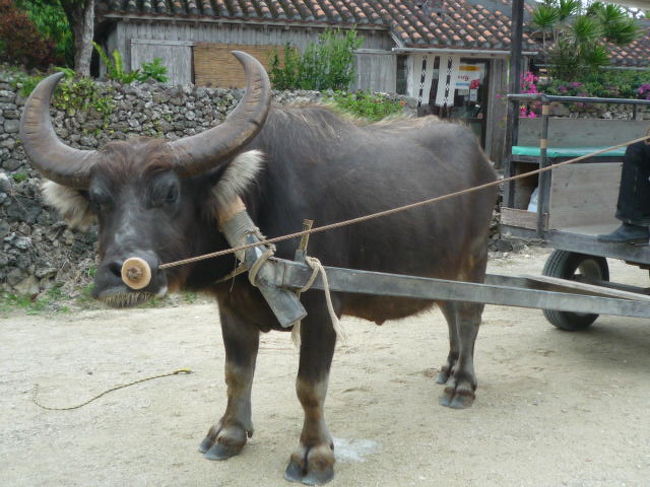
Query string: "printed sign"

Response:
xmin=455 ymin=64 xmax=484 ymax=90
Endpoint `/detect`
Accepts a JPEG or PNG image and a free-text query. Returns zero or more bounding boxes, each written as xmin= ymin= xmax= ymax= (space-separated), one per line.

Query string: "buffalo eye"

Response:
xmin=88 ymin=187 xmax=113 ymax=213
xmin=149 ymin=174 xmax=180 ymax=208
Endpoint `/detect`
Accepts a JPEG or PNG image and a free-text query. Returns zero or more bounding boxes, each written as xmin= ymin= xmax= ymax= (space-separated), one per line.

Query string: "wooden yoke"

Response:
xmin=217 ymin=196 xmax=307 ymax=328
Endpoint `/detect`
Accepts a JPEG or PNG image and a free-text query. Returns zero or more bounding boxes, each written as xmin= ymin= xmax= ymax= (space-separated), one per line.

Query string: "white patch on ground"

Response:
xmin=333 ymin=437 xmax=380 ymax=463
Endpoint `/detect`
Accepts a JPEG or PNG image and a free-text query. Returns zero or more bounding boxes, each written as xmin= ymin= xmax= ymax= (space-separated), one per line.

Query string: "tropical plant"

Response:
xmin=269 ymin=28 xmax=363 ymax=91
xmin=137 ymin=58 xmax=169 ymax=83
xmin=587 ymin=2 xmax=638 ymax=45
xmin=93 ymin=42 xmax=138 ymax=83
xmin=530 ymin=0 xmax=639 ymax=80
xmin=93 ymin=42 xmax=168 ymax=83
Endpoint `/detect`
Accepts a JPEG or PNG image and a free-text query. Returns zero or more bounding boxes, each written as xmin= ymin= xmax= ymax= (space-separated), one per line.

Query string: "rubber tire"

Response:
xmin=542 ymin=250 xmax=609 ymax=331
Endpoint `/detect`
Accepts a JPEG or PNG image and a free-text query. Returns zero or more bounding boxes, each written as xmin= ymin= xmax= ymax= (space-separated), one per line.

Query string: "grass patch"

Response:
xmin=0 ymin=287 xmax=68 ymax=316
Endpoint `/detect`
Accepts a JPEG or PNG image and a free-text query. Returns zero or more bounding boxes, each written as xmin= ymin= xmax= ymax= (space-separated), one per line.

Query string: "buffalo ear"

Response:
xmin=41 ymin=181 xmax=96 ymax=229
xmin=208 ymin=149 xmax=266 ymax=212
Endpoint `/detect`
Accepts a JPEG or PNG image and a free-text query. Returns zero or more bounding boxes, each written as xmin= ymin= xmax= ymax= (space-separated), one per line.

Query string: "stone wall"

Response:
xmin=0 ymin=72 xmax=418 ymax=296
xmin=548 ymin=101 xmax=650 ymax=120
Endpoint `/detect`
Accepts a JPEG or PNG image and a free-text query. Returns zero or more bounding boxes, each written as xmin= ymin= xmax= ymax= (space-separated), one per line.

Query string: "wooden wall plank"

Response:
xmin=548 ymin=162 xmax=622 ymax=229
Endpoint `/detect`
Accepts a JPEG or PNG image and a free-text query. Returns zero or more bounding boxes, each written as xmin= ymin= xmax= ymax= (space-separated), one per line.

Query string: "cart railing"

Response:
xmin=503 ymin=94 xmax=650 ymax=237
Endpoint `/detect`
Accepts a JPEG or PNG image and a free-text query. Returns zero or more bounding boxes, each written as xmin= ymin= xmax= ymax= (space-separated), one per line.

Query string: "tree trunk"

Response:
xmin=61 ymin=0 xmax=94 ymax=77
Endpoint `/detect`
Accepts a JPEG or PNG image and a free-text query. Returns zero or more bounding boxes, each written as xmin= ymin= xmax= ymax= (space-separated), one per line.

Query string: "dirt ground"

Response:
xmin=2 ymin=247 xmax=649 ymax=487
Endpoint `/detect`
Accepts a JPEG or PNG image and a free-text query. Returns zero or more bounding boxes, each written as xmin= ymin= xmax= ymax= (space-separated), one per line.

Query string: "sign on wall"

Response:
xmin=455 ymin=64 xmax=484 ymax=91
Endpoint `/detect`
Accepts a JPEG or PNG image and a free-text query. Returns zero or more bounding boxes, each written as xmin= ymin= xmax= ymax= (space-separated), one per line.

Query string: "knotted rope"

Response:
xmin=291 ymin=256 xmax=346 ymax=347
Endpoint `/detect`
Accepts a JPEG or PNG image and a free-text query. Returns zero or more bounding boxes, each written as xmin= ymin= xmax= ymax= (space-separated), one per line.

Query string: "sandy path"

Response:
xmin=2 ymin=248 xmax=649 ymax=486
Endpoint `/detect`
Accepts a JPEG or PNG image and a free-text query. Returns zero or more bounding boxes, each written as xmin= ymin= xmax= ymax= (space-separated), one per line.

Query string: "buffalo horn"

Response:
xmin=168 ymin=51 xmax=271 ymax=177
xmin=19 ymin=72 xmax=99 ymax=189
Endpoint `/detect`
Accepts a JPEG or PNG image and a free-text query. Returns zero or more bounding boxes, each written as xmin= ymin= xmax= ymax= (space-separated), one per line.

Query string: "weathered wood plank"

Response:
xmin=501 ymin=207 xmax=544 ymax=229
xmin=548 ymin=163 xmax=621 ymax=229
xmin=130 ymin=39 xmax=193 ymax=84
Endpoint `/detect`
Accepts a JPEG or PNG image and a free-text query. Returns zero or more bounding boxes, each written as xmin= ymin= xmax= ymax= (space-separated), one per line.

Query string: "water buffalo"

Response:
xmin=20 ymin=52 xmax=497 ymax=485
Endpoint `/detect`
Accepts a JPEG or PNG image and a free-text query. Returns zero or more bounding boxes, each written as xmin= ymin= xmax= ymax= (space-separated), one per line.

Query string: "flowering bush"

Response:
xmin=639 ymin=84 xmax=650 ymax=101
xmin=519 ymin=71 xmax=540 ymax=118
xmin=538 ymin=69 xmax=650 ymax=100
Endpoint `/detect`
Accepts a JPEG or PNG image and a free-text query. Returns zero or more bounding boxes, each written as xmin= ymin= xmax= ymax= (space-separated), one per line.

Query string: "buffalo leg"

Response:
xmin=436 ymin=301 xmax=459 ymax=385
xmin=285 ymin=296 xmax=337 ymax=485
xmin=438 ymin=300 xmax=482 ymax=409
xmin=200 ymin=307 xmax=259 ymax=460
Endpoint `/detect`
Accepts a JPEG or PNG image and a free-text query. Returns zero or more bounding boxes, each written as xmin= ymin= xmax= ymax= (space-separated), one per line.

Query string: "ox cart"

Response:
xmin=500 ymin=93 xmax=650 ymax=330
xmin=21 ymin=59 xmax=650 ymax=484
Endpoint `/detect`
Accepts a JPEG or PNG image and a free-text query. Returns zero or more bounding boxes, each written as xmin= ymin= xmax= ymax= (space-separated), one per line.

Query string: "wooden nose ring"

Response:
xmin=121 ymin=257 xmax=152 ymax=290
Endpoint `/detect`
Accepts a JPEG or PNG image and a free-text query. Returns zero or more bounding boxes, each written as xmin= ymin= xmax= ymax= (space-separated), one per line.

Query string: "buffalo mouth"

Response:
xmin=94 ymin=286 xmax=167 ymax=309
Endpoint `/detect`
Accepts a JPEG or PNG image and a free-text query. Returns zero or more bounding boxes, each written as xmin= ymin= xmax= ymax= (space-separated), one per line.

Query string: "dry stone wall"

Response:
xmin=0 ymin=72 xmax=419 ymax=296
xmin=0 ymin=73 xmax=335 ymax=295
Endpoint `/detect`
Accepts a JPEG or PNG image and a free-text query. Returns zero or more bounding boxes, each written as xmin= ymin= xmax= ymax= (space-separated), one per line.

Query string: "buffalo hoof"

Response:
xmin=435 ymin=369 xmax=450 ymax=385
xmin=439 ymin=378 xmax=475 ymax=409
xmin=284 ymin=443 xmax=335 ymax=485
xmin=199 ymin=422 xmax=249 ymax=461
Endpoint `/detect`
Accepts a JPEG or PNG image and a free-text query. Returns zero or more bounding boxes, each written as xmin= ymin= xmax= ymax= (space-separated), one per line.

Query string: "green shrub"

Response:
xmin=137 ymin=58 xmax=168 ymax=83
xmin=16 ymin=0 xmax=73 ymax=67
xmin=12 ymin=172 xmax=28 ymax=183
xmin=326 ymin=91 xmax=405 ymax=121
xmin=93 ymin=42 xmax=169 ymax=84
xmin=52 ymin=70 xmax=115 ymax=120
xmin=269 ymin=28 xmax=362 ymax=91
xmin=0 ymin=0 xmax=61 ymax=69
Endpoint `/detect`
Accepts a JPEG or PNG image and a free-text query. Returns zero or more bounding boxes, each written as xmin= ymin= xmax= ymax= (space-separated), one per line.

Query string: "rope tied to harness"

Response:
xmin=291 ymin=256 xmax=346 ymax=347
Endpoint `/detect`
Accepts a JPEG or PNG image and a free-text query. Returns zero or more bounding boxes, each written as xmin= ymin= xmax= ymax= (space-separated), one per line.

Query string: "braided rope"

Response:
xmin=31 ymin=369 xmax=192 ymax=411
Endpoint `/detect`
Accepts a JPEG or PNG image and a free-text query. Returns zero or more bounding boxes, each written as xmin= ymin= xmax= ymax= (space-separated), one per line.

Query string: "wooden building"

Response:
xmin=95 ymin=0 xmax=649 ymax=163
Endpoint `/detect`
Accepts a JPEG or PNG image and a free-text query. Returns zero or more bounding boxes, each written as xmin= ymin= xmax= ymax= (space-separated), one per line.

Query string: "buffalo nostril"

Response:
xmin=107 ymin=261 xmax=123 ymax=278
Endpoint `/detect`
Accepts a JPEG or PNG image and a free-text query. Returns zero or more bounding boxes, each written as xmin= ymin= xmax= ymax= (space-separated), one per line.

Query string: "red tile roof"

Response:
xmin=97 ymin=0 xmax=539 ymax=51
xmin=97 ymin=0 xmax=649 ymax=66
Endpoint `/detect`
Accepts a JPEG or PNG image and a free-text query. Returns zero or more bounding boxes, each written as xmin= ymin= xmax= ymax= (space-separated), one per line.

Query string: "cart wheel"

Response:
xmin=542 ymin=250 xmax=609 ymax=331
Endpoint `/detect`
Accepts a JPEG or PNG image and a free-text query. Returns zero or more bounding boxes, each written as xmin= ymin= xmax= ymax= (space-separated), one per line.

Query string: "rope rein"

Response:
xmin=159 ymin=135 xmax=650 ymax=271
xmin=31 ymin=369 xmax=192 ymax=411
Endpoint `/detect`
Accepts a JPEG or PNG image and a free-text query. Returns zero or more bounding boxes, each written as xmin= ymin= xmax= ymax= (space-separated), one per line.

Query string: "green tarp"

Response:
xmin=511 ymin=146 xmax=626 ymax=158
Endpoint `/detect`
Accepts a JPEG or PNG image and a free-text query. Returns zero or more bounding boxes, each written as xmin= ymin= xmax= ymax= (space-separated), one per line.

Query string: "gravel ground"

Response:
xmin=2 ymin=247 xmax=649 ymax=487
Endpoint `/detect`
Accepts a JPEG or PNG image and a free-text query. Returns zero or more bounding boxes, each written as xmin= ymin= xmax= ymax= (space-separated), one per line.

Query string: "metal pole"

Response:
xmin=505 ymin=0 xmax=524 ymax=149
xmin=502 ymin=0 xmax=524 ymax=176
xmin=537 ymin=99 xmax=550 ymax=237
